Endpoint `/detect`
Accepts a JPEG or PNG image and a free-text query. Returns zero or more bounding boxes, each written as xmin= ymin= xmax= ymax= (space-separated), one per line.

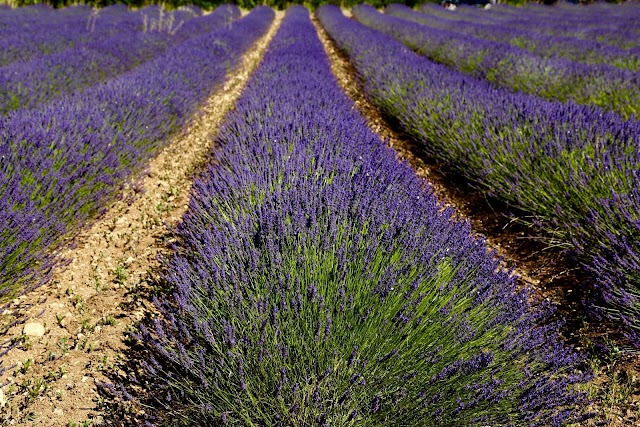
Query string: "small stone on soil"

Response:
xmin=23 ymin=322 xmax=45 ymax=336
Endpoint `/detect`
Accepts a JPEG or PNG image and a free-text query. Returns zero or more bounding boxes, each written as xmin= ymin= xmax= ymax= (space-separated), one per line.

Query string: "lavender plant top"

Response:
xmin=0 ymin=5 xmax=272 ymax=304
xmin=321 ymin=5 xmax=640 ymax=345
xmin=134 ymin=6 xmax=590 ymax=426
xmin=0 ymin=4 xmax=240 ymax=114
xmin=354 ymin=5 xmax=639 ymax=120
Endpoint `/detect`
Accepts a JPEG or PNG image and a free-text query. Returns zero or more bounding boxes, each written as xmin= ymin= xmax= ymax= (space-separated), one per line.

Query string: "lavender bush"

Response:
xmin=354 ymin=5 xmax=639 ymax=120
xmin=134 ymin=6 xmax=590 ymax=426
xmin=0 ymin=5 xmax=272 ymax=303
xmin=0 ymin=5 xmax=239 ymax=114
xmin=319 ymin=6 xmax=640 ymax=345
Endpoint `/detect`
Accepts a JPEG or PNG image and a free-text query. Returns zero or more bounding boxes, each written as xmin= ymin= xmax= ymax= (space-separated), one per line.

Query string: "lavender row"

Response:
xmin=354 ymin=5 xmax=639 ymax=121
xmin=0 ymin=3 xmax=90 ymax=35
xmin=435 ymin=3 xmax=640 ymax=33
xmin=130 ymin=6 xmax=590 ymax=425
xmin=0 ymin=5 xmax=238 ymax=114
xmin=0 ymin=6 xmax=273 ymax=303
xmin=419 ymin=3 xmax=640 ymax=50
xmin=0 ymin=4 xmax=139 ymax=66
xmin=498 ymin=3 xmax=640 ymax=51
xmin=390 ymin=4 xmax=639 ymax=72
xmin=323 ymin=5 xmax=640 ymax=344
xmin=493 ymin=1 xmax=640 ymax=25
xmin=0 ymin=4 xmax=127 ymax=66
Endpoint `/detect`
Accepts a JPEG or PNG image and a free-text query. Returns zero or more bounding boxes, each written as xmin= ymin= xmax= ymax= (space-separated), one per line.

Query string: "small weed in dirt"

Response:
xmin=76 ymin=337 xmax=89 ymax=351
xmin=100 ymin=315 xmax=117 ymax=326
xmin=20 ymin=377 xmax=48 ymax=405
xmin=80 ymin=318 xmax=95 ymax=333
xmin=58 ymin=337 xmax=71 ymax=354
xmin=114 ymin=262 xmax=128 ymax=286
xmin=12 ymin=334 xmax=32 ymax=350
xmin=44 ymin=366 xmax=66 ymax=382
xmin=56 ymin=312 xmax=66 ymax=328
xmin=73 ymin=294 xmax=85 ymax=314
xmin=94 ymin=274 xmax=106 ymax=292
xmin=17 ymin=358 xmax=33 ymax=375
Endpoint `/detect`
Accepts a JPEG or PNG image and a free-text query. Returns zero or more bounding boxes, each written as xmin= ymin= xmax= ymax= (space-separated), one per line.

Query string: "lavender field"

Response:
xmin=0 ymin=2 xmax=639 ymax=426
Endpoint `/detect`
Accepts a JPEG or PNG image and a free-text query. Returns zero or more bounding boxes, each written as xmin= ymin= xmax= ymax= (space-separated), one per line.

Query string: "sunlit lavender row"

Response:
xmin=0 ymin=5 xmax=272 ymax=303
xmin=419 ymin=2 xmax=640 ymax=50
xmin=127 ymin=6 xmax=591 ymax=426
xmin=391 ymin=4 xmax=639 ymax=72
xmin=0 ymin=3 xmax=90 ymax=34
xmin=354 ymin=5 xmax=639 ymax=119
xmin=0 ymin=4 xmax=129 ymax=66
xmin=0 ymin=5 xmax=237 ymax=114
xmin=321 ymin=5 xmax=640 ymax=346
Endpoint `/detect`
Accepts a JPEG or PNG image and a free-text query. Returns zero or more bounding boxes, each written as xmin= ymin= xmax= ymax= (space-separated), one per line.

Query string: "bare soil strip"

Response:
xmin=0 ymin=13 xmax=283 ymax=426
xmin=313 ymin=15 xmax=639 ymax=427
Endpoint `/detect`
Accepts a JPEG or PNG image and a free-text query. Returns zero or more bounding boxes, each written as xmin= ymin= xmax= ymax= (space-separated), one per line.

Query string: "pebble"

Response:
xmin=23 ymin=322 xmax=45 ymax=337
xmin=0 ymin=388 xmax=6 ymax=408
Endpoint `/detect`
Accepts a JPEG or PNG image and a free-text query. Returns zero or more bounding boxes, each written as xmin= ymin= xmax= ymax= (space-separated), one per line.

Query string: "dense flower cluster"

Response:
xmin=354 ymin=4 xmax=639 ymax=119
xmin=137 ymin=6 xmax=590 ymax=425
xmin=0 ymin=6 xmax=273 ymax=302
xmin=0 ymin=5 xmax=240 ymax=114
xmin=319 ymin=5 xmax=640 ymax=345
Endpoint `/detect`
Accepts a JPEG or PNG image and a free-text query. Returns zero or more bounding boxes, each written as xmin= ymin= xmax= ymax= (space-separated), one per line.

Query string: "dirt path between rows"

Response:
xmin=313 ymin=13 xmax=639 ymax=427
xmin=0 ymin=13 xmax=283 ymax=426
